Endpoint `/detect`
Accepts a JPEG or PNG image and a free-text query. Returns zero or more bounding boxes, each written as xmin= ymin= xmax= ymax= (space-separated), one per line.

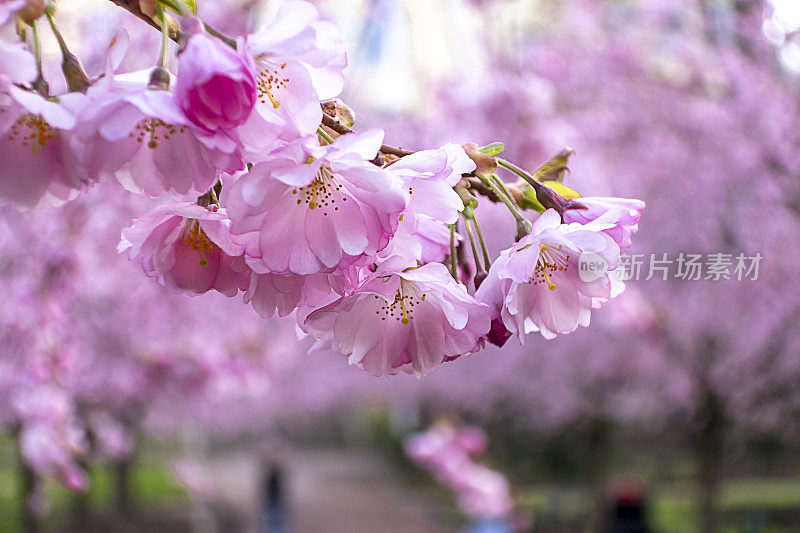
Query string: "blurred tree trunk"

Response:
xmin=71 ymin=459 xmax=92 ymax=528
xmin=586 ymin=417 xmax=612 ymax=533
xmin=113 ymin=452 xmax=136 ymax=520
xmin=15 ymin=428 xmax=40 ymax=533
xmin=694 ymin=389 xmax=725 ymax=533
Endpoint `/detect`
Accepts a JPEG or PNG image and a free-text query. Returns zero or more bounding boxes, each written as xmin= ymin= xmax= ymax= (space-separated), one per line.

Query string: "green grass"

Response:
xmin=0 ymin=436 xmax=189 ymax=532
xmin=519 ymin=478 xmax=800 ymax=533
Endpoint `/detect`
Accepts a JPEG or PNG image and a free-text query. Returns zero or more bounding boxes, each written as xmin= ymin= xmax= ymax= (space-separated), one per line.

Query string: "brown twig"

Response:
xmin=108 ymin=0 xmax=181 ymax=41
xmin=107 ymin=0 xmax=235 ymax=48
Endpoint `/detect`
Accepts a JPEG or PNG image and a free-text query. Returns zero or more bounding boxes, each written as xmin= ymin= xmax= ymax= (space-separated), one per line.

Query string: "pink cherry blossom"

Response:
xmin=244 ymin=270 xmax=342 ymax=318
xmin=0 ymin=87 xmax=87 ymax=210
xmin=562 ymin=196 xmax=645 ymax=248
xmin=175 ymin=20 xmax=257 ymax=134
xmin=241 ymin=0 xmax=347 ymax=143
xmin=476 ymin=209 xmax=620 ymax=341
xmin=70 ymin=71 xmax=243 ymax=197
xmin=119 ymin=202 xmax=250 ymax=297
xmin=225 ymin=130 xmax=406 ymax=275
xmin=404 ymin=423 xmax=512 ymax=520
xmin=379 ymin=143 xmax=474 ymax=264
xmin=450 ymin=463 xmax=514 ymax=520
xmin=304 ymin=260 xmax=491 ymax=376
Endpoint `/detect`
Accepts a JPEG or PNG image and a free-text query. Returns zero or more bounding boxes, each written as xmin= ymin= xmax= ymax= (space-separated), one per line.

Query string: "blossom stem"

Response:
xmin=471 ymin=214 xmax=492 ymax=268
xmin=449 ymin=224 xmax=458 ymax=281
xmin=492 ymin=174 xmax=516 ymax=206
xmin=463 ymin=215 xmax=485 ymax=273
xmin=497 ymin=157 xmax=537 ymax=187
xmin=157 ymin=2 xmax=169 ymax=69
xmin=497 ymin=156 xmax=555 ymax=200
xmin=477 ymin=174 xmax=522 ymax=221
xmin=204 ymin=23 xmax=236 ymax=48
xmin=28 ymin=21 xmax=48 ymax=97
xmin=45 ymin=6 xmax=90 ymax=92
xmin=317 ymin=127 xmax=335 ymax=145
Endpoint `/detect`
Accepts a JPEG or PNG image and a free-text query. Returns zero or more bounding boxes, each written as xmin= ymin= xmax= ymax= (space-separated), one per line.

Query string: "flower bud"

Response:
xmin=473 ymin=269 xmax=488 ymax=290
xmin=486 ymin=318 xmax=512 ymax=347
xmin=16 ymin=0 xmax=47 ymax=23
xmin=519 ymin=180 xmax=584 ymax=216
xmin=322 ymin=98 xmax=355 ymax=128
xmin=515 ymin=218 xmax=532 ymax=241
xmin=175 ymin=17 xmax=257 ymax=133
xmin=61 ymin=49 xmax=90 ymax=92
xmin=462 ymin=142 xmax=498 ymax=178
xmin=148 ymin=66 xmax=171 ymax=90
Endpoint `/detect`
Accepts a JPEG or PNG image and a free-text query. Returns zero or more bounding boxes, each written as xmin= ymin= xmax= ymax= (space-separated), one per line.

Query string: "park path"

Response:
xmin=194 ymin=447 xmax=455 ymax=533
xmin=288 ymin=448 xmax=454 ymax=533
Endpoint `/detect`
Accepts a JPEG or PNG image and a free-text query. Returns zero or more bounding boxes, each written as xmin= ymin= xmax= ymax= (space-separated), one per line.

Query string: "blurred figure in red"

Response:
xmin=604 ymin=475 xmax=650 ymax=533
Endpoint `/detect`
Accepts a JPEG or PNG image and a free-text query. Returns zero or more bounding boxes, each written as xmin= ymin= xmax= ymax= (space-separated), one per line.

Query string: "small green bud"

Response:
xmin=462 ymin=143 xmax=498 ymax=179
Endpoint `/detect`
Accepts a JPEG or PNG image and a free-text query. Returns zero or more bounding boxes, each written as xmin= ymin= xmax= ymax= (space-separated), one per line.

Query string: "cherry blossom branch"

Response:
xmin=105 ymin=0 xmax=539 ymax=219
xmin=106 ymin=0 xmax=235 ymax=48
xmin=108 ymin=0 xmax=181 ymax=41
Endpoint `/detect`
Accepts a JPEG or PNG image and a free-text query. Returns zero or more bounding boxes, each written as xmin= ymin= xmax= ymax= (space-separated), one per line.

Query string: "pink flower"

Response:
xmin=380 ymin=214 xmax=460 ymax=266
xmin=0 ymin=87 xmax=87 ymax=210
xmin=304 ymin=260 xmax=491 ymax=376
xmin=244 ymin=270 xmax=344 ymax=318
xmin=241 ymin=0 xmax=347 ymax=144
xmin=476 ymin=209 xmax=620 ymax=341
xmin=70 ymin=71 xmax=243 ymax=197
xmin=562 ymin=196 xmax=645 ymax=248
xmin=119 ymin=202 xmax=250 ymax=297
xmin=451 ymin=463 xmax=513 ymax=520
xmin=388 ymin=143 xmax=474 ymax=223
xmin=380 ymin=143 xmax=474 ymax=264
xmin=225 ymin=130 xmax=406 ymax=275
xmin=175 ymin=20 xmax=257 ymax=133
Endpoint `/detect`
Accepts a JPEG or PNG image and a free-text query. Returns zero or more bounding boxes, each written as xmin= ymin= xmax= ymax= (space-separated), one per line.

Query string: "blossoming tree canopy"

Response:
xmin=0 ymin=0 xmax=644 ymax=376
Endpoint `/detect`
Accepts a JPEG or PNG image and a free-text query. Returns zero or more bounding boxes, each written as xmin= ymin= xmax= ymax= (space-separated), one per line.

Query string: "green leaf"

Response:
xmin=531 ymin=148 xmax=574 ymax=183
xmin=479 ymin=142 xmax=505 ymax=156
xmin=548 ymin=182 xmax=581 ymax=200
xmin=519 ymin=187 xmax=546 ymax=213
xmin=159 ymin=0 xmax=196 ymax=15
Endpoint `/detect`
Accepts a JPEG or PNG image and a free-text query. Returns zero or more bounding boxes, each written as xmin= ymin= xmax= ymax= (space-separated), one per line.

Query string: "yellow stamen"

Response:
xmin=309 ymin=181 xmax=318 ymax=209
xmin=540 ymin=245 xmax=557 ymax=291
xmin=399 ymin=294 xmax=411 ymax=325
xmin=148 ymin=119 xmax=158 ymax=149
xmin=8 ymin=114 xmax=57 ymax=154
xmin=265 ymin=88 xmax=280 ymax=109
xmin=181 ymin=220 xmax=215 ymax=266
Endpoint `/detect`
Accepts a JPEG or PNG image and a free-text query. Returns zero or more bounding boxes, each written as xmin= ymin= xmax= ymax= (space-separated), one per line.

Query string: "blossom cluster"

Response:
xmin=1 ymin=0 xmax=644 ymax=376
xmin=404 ymin=422 xmax=513 ymax=520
